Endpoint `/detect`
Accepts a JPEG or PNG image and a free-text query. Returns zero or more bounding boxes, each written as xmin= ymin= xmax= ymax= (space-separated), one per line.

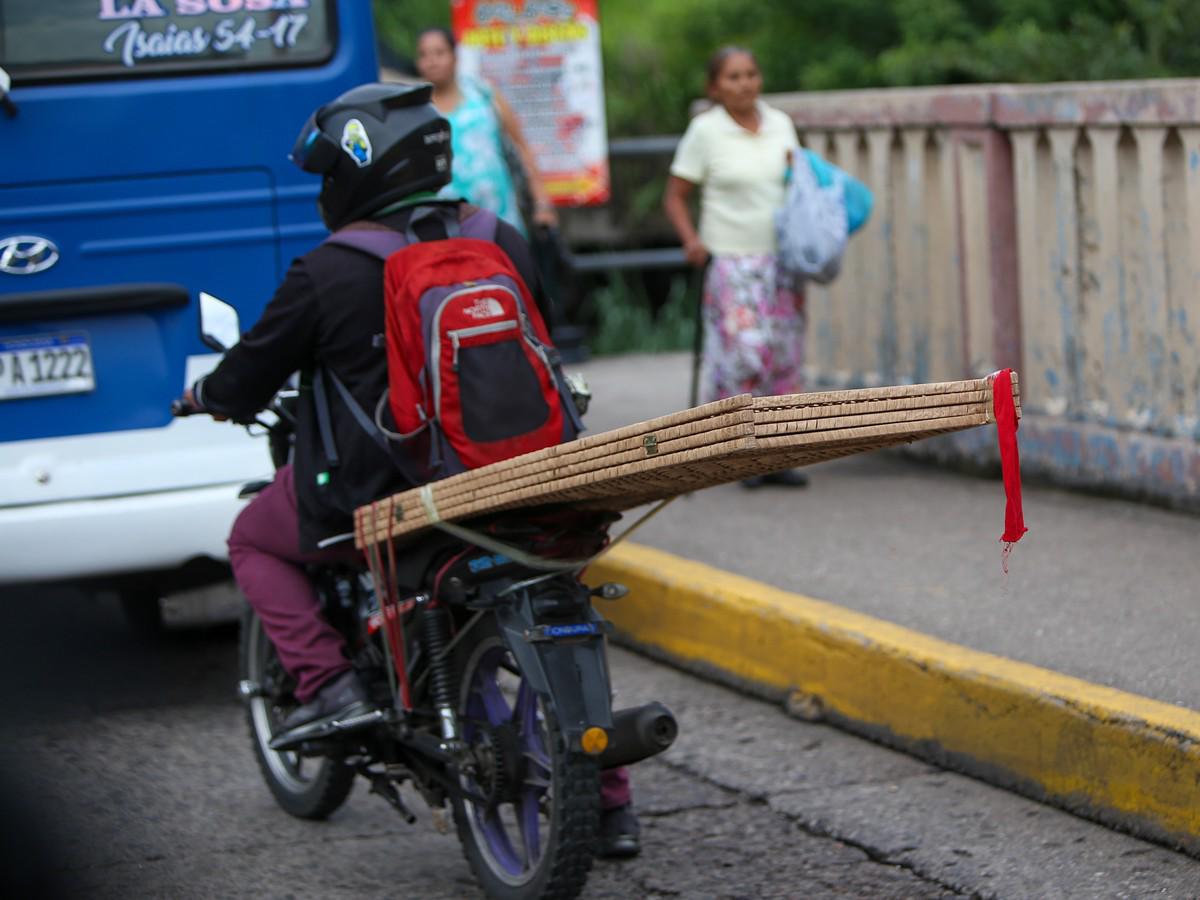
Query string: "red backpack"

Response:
xmin=325 ymin=205 xmax=582 ymax=480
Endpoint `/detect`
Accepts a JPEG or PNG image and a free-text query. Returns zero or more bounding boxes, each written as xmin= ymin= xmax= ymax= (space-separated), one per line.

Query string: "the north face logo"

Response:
xmin=463 ymin=296 xmax=506 ymax=320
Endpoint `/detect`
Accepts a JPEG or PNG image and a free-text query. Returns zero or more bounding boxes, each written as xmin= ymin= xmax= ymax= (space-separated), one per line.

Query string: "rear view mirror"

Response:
xmin=0 ymin=67 xmax=16 ymax=118
xmin=199 ymin=292 xmax=241 ymax=352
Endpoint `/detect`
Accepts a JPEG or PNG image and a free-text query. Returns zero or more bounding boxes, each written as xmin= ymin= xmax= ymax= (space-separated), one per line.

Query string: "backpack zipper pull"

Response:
xmin=450 ymin=332 xmax=461 ymax=371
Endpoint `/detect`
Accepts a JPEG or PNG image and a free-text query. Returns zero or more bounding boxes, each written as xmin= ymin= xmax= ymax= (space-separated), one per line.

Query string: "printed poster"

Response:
xmin=451 ymin=0 xmax=610 ymax=206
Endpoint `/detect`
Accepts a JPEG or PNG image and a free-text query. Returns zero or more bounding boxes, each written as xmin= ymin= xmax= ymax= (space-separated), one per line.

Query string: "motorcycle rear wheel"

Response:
xmin=239 ymin=607 xmax=355 ymax=820
xmin=452 ymin=620 xmax=599 ymax=900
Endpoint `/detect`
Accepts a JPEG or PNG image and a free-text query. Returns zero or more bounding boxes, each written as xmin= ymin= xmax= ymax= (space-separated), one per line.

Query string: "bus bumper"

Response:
xmin=0 ymin=482 xmax=251 ymax=584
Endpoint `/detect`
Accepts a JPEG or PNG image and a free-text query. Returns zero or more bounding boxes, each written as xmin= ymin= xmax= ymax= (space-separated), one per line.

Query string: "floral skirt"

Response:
xmin=700 ymin=253 xmax=806 ymax=402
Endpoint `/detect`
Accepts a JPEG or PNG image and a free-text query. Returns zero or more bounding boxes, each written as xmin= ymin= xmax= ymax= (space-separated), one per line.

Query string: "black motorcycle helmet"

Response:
xmin=290 ymin=82 xmax=452 ymax=231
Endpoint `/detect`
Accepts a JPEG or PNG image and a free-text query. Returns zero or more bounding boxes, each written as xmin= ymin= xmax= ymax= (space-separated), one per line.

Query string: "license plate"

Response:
xmin=0 ymin=332 xmax=96 ymax=401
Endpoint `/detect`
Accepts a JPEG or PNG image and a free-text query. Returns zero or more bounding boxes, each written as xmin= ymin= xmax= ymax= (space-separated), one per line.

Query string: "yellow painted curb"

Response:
xmin=588 ymin=542 xmax=1200 ymax=854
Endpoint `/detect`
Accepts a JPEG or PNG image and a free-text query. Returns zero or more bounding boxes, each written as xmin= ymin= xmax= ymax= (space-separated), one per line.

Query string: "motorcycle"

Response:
xmin=175 ymin=293 xmax=678 ymax=900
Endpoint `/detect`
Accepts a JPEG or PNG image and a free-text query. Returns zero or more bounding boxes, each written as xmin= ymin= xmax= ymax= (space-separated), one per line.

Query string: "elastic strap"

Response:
xmin=373 ymin=389 xmax=428 ymax=442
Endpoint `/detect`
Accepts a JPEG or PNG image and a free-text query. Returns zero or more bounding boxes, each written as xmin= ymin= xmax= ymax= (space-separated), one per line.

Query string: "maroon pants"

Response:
xmin=227 ymin=464 xmax=353 ymax=704
xmin=227 ymin=464 xmax=631 ymax=809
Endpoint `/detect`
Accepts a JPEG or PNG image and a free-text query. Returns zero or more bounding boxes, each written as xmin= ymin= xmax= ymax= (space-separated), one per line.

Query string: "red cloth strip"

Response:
xmin=991 ymin=370 xmax=1028 ymax=560
xmin=383 ymin=496 xmax=414 ymax=710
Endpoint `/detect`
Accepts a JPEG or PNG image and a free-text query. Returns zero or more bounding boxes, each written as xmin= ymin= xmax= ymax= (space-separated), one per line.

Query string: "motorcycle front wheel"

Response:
xmin=239 ymin=607 xmax=355 ymax=819
xmin=452 ymin=620 xmax=599 ymax=900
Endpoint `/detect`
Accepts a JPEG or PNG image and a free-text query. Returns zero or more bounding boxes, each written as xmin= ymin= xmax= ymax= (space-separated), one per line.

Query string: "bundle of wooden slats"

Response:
xmin=354 ymin=374 xmax=1019 ymax=550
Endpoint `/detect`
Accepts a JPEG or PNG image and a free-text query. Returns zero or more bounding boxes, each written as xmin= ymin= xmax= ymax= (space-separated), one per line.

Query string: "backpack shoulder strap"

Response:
xmin=316 ymin=365 xmax=428 ymax=485
xmin=405 ymin=203 xmax=460 ymax=242
xmin=459 ymin=207 xmax=499 ymax=242
xmin=310 ymin=367 xmax=341 ymax=468
xmin=327 ymin=205 xmax=500 ymax=258
xmin=405 ymin=202 xmax=499 ymax=243
xmin=324 ymin=226 xmax=411 ymax=260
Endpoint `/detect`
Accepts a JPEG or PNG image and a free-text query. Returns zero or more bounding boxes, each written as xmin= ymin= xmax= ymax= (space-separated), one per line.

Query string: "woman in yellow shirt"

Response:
xmin=664 ymin=46 xmax=808 ymax=487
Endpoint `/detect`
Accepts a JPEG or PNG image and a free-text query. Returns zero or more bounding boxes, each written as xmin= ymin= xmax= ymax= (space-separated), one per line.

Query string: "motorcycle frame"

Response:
xmin=359 ymin=535 xmax=617 ymax=749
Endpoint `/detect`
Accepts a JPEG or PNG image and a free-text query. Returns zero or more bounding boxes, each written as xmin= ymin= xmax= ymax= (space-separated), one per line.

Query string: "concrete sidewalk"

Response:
xmin=574 ymin=352 xmax=1200 ymax=853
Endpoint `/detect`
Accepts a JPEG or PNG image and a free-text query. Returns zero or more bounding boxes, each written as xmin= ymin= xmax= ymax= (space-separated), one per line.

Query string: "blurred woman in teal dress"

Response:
xmin=414 ymin=27 xmax=558 ymax=236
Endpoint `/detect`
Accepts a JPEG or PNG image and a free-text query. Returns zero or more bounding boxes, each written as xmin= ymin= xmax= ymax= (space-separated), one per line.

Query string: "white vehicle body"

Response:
xmin=0 ymin=356 xmax=268 ymax=584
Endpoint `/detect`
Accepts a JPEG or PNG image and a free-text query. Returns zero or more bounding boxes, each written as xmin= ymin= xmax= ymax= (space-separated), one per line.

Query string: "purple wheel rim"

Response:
xmin=464 ymin=644 xmax=552 ymax=880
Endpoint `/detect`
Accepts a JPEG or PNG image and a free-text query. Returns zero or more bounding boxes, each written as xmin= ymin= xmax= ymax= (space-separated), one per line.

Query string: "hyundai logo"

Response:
xmin=0 ymin=236 xmax=60 ymax=275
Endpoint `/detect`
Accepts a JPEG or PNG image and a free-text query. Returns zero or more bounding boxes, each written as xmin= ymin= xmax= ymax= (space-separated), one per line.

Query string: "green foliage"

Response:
xmin=588 ymin=271 xmax=697 ymax=356
xmin=876 ymin=0 xmax=1200 ymax=86
xmin=373 ymin=0 xmax=1200 ymax=136
xmin=372 ymin=0 xmax=448 ymax=71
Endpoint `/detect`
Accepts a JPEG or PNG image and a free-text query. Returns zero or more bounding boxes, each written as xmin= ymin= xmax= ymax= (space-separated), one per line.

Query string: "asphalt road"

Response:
xmin=3 ymin=585 xmax=1199 ymax=899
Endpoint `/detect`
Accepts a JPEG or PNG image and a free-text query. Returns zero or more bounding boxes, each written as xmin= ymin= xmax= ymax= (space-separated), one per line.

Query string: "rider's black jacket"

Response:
xmin=193 ymin=202 xmax=550 ymax=552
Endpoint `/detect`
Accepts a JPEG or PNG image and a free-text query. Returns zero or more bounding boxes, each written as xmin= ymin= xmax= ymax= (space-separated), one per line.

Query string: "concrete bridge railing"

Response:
xmin=770 ymin=80 xmax=1200 ymax=510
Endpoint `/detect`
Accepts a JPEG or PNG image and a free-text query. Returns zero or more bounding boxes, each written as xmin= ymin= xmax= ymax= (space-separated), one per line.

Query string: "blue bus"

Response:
xmin=0 ymin=2 xmax=378 ymax=616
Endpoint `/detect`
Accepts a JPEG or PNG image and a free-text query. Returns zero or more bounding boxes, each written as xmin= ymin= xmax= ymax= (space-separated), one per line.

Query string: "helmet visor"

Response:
xmin=290 ymin=114 xmax=341 ymax=174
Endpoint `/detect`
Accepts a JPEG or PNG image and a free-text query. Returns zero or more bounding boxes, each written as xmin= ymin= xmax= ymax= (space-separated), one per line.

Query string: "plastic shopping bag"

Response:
xmin=776 ymin=149 xmax=873 ymax=284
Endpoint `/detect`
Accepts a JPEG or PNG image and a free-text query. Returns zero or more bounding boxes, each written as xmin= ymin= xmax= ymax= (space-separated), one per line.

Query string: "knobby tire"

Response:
xmin=452 ymin=620 xmax=600 ymax=900
xmin=239 ymin=606 xmax=355 ymax=820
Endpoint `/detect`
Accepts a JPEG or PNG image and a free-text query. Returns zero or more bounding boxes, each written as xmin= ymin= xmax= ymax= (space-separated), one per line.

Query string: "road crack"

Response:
xmin=653 ymin=756 xmax=976 ymax=898
xmin=792 ymin=816 xmax=984 ymax=899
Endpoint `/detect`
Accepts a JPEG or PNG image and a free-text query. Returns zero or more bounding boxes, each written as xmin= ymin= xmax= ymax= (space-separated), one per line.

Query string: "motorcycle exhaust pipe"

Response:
xmin=597 ymin=702 xmax=678 ymax=769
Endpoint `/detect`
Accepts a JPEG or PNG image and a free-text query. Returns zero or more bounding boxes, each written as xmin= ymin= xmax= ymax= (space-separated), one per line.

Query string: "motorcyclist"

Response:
xmin=184 ymin=82 xmax=641 ymax=857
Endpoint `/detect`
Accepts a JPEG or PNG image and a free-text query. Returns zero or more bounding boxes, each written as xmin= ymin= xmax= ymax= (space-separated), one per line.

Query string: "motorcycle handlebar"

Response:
xmin=170 ymin=394 xmax=292 ymax=441
xmin=170 ymin=396 xmax=201 ymax=417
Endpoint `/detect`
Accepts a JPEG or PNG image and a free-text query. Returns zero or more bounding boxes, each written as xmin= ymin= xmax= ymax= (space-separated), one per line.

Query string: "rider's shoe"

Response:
xmin=280 ymin=669 xmax=371 ymax=733
xmin=597 ymin=804 xmax=641 ymax=858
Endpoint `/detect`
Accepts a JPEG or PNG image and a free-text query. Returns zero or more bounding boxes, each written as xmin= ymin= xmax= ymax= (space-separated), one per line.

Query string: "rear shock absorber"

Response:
xmin=422 ymin=604 xmax=460 ymax=742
